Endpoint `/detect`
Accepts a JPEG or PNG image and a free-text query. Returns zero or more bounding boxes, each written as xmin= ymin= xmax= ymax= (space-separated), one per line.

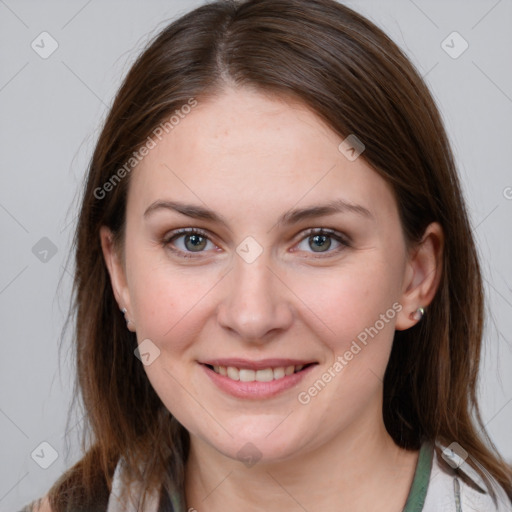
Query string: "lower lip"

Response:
xmin=200 ymin=363 xmax=317 ymax=399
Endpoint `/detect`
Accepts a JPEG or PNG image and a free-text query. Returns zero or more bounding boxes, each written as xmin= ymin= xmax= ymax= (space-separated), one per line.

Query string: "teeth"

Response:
xmin=239 ymin=368 xmax=255 ymax=382
xmin=227 ymin=366 xmax=239 ymax=380
xmin=273 ymin=367 xmax=285 ymax=379
xmin=211 ymin=364 xmax=307 ymax=382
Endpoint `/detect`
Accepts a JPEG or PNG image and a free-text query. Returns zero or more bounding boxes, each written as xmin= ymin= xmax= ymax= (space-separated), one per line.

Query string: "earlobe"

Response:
xmin=99 ymin=225 xmax=134 ymax=330
xmin=395 ymin=222 xmax=444 ymax=331
xmin=409 ymin=306 xmax=425 ymax=322
xmin=120 ymin=307 xmax=137 ymax=332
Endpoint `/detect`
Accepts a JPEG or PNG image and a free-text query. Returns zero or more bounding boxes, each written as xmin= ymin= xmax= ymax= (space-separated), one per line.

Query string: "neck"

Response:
xmin=183 ymin=407 xmax=419 ymax=512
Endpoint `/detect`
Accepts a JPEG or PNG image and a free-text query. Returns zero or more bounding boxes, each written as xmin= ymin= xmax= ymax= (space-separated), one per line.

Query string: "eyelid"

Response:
xmin=162 ymin=227 xmax=217 ymax=258
xmin=291 ymin=227 xmax=350 ymax=258
xmin=298 ymin=227 xmax=351 ymax=246
xmin=162 ymin=226 xmax=350 ymax=258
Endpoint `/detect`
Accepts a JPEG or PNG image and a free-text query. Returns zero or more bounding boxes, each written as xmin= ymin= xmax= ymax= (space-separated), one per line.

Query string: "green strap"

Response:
xmin=403 ymin=440 xmax=434 ymax=512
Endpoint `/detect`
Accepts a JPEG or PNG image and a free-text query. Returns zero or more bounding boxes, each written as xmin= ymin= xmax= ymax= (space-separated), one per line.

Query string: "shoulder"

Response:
xmin=18 ymin=494 xmax=52 ymax=512
xmin=107 ymin=455 xmax=164 ymax=512
xmin=422 ymin=442 xmax=512 ymax=511
xmin=35 ymin=495 xmax=52 ymax=512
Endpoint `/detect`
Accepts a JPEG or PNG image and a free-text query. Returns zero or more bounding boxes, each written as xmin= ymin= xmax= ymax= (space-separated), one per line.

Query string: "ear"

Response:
xmin=99 ymin=225 xmax=136 ymax=332
xmin=395 ymin=222 xmax=444 ymax=331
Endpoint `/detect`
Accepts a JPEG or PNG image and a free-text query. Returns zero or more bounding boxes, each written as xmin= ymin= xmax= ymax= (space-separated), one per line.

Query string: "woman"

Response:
xmin=21 ymin=0 xmax=512 ymax=510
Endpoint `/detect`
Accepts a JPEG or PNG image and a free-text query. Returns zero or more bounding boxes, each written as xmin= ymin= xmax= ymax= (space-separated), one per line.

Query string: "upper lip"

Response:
xmin=200 ymin=358 xmax=317 ymax=370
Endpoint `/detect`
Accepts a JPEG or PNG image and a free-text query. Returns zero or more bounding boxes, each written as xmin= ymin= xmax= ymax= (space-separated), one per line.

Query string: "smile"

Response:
xmin=207 ymin=364 xmax=310 ymax=382
xmin=200 ymin=360 xmax=318 ymax=399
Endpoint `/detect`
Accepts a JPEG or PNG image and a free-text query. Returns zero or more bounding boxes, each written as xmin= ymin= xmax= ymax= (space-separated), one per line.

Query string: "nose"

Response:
xmin=216 ymin=252 xmax=294 ymax=344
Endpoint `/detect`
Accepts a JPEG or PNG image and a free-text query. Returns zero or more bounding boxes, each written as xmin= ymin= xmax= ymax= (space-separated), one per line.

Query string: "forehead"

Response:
xmin=126 ymin=87 xmax=397 ymax=225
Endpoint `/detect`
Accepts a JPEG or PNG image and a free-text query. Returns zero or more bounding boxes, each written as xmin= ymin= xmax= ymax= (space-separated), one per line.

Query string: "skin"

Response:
xmin=100 ymin=86 xmax=444 ymax=512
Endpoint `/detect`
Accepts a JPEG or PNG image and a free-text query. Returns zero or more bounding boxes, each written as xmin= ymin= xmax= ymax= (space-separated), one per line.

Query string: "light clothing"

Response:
xmin=421 ymin=442 xmax=512 ymax=511
xmin=18 ymin=439 xmax=512 ymax=511
xmin=105 ymin=439 xmax=512 ymax=512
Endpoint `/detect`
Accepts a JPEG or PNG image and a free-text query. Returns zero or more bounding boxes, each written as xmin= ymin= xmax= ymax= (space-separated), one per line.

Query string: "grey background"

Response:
xmin=1 ymin=0 xmax=511 ymax=509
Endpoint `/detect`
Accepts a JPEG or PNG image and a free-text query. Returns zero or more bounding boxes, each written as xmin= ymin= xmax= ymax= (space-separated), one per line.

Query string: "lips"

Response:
xmin=201 ymin=358 xmax=316 ymax=391
xmin=200 ymin=359 xmax=318 ymax=399
xmin=200 ymin=358 xmax=316 ymax=371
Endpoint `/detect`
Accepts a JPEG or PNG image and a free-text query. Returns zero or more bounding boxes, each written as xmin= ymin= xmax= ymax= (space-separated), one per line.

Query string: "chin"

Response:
xmin=197 ymin=419 xmax=309 ymax=466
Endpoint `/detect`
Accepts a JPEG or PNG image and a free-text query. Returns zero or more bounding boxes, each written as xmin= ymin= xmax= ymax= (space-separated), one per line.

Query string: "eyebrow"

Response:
xmin=143 ymin=198 xmax=374 ymax=227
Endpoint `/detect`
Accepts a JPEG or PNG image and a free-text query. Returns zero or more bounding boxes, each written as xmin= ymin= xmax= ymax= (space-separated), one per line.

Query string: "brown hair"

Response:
xmin=43 ymin=0 xmax=511 ymax=510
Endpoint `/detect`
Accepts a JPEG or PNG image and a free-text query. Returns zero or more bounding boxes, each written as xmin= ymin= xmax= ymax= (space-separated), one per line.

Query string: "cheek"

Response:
xmin=289 ymin=260 xmax=400 ymax=353
xmin=291 ymin=266 xmax=400 ymax=418
xmin=127 ymin=264 xmax=216 ymax=420
xmin=131 ymin=267 xmax=210 ymax=351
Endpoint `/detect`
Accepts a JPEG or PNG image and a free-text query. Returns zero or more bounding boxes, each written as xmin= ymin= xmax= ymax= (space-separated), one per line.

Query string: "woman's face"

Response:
xmin=101 ymin=86 xmax=438 ymax=464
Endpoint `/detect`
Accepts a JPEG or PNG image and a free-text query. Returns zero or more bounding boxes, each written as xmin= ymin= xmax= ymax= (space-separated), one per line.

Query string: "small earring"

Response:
xmin=120 ymin=307 xmax=134 ymax=329
xmin=410 ymin=307 xmax=425 ymax=322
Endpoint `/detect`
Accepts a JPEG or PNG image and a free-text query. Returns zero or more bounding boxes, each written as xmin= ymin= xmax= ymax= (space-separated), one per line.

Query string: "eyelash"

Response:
xmin=161 ymin=227 xmax=350 ymax=259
